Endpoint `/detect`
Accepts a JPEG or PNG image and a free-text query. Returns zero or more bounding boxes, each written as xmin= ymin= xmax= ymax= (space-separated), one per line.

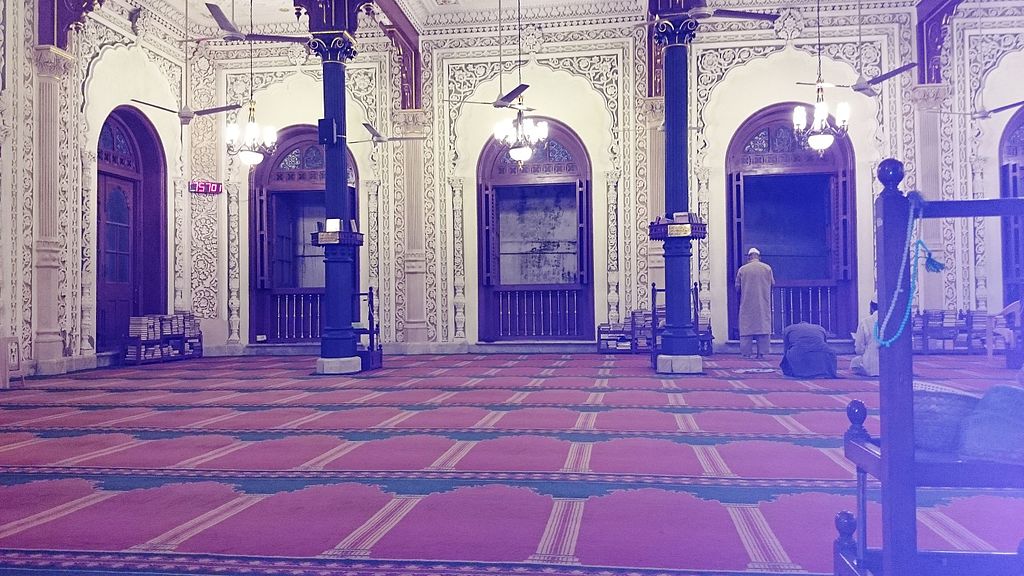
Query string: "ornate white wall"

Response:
xmin=7 ymin=0 xmax=1024 ymax=370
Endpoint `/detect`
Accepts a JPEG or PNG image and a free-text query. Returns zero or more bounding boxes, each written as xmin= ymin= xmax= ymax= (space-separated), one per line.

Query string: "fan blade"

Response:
xmin=442 ymin=99 xmax=494 ymax=106
xmin=194 ymin=103 xmax=243 ymax=116
xmin=246 ymin=33 xmax=310 ymax=43
xmin=362 ymin=123 xmax=385 ymax=139
xmin=712 ymin=9 xmax=779 ymax=21
xmin=866 ymin=62 xmax=916 ymax=86
xmin=347 ymin=139 xmax=372 ymax=144
xmin=386 ymin=136 xmax=427 ymax=141
xmin=507 ymin=102 xmax=536 ymax=112
xmin=988 ymin=99 xmax=1024 ymax=115
xmin=131 ymin=99 xmax=179 ymax=115
xmin=205 ymin=3 xmax=241 ymax=35
xmin=494 ymin=84 xmax=529 ymax=107
xmin=177 ymin=36 xmax=221 ymax=43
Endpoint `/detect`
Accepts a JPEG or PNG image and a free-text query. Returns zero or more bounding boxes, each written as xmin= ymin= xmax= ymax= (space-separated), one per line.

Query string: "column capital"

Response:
xmin=652 ymin=17 xmax=698 ymax=48
xmin=34 ymin=46 xmax=75 ymax=78
xmin=394 ymin=109 xmax=429 ymax=137
xmin=910 ymin=84 xmax=949 ymax=113
xmin=308 ymin=34 xmax=358 ymax=63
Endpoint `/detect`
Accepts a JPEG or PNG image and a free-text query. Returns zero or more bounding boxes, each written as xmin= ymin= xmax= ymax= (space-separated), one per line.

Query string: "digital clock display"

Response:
xmin=189 ymin=179 xmax=223 ymax=195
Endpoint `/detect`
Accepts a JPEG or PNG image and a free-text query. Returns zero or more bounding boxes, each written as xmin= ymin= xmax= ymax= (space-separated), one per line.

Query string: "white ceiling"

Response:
xmin=170 ymin=0 xmax=636 ymax=29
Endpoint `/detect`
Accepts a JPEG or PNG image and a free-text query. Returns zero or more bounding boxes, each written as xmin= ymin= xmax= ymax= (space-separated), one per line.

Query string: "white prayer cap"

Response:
xmin=747 ymin=247 xmax=760 ymax=255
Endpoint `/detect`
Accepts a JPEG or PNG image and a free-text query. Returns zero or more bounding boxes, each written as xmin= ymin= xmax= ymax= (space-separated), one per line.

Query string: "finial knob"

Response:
xmin=835 ymin=511 xmax=857 ymax=538
xmin=846 ymin=400 xmax=867 ymax=426
xmin=877 ymin=158 xmax=904 ymax=188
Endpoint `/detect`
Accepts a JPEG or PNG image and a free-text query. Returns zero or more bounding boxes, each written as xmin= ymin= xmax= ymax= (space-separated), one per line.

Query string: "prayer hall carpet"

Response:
xmin=0 ymin=353 xmax=1021 ymax=575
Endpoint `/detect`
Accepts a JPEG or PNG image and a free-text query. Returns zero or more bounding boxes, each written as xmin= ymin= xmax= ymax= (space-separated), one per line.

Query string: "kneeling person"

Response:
xmin=780 ymin=322 xmax=837 ymax=378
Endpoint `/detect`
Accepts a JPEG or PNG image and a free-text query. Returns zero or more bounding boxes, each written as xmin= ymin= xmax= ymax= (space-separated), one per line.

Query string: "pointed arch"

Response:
xmin=248 ymin=124 xmax=360 ymax=343
xmin=476 ymin=117 xmax=595 ymax=341
xmin=95 ymin=106 xmax=168 ymax=351
xmin=999 ymin=107 xmax=1024 ymax=306
xmin=725 ymin=103 xmax=858 ymax=339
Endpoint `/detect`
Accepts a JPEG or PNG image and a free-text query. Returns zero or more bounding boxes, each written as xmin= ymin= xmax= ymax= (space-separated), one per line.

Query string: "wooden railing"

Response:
xmin=271 ymin=289 xmax=324 ymax=342
xmin=493 ymin=287 xmax=581 ymax=338
xmin=771 ymin=284 xmax=839 ymax=337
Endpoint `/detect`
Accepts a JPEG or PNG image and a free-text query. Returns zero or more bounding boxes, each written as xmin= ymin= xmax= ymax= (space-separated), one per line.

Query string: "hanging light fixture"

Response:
xmin=793 ymin=0 xmax=850 ymax=154
xmin=225 ymin=0 xmax=277 ymax=166
xmin=491 ymin=0 xmax=548 ymax=162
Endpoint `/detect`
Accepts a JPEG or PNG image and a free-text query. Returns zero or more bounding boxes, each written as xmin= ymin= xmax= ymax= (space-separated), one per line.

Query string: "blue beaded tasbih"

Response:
xmin=873 ymin=205 xmax=945 ymax=348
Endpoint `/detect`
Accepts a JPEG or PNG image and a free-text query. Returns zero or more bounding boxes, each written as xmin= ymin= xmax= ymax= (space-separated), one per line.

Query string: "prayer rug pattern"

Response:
xmin=0 ymin=353 xmax=1020 ymax=575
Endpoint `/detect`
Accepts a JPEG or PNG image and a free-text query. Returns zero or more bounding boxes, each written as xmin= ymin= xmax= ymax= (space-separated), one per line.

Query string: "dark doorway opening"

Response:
xmin=1000 ymin=108 xmax=1024 ymax=306
xmin=743 ymin=173 xmax=832 ymax=281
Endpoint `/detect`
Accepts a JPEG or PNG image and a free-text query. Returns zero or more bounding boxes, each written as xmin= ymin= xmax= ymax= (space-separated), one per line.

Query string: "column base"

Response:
xmin=655 ymin=354 xmax=703 ymax=374
xmin=315 ymin=356 xmax=363 ymax=375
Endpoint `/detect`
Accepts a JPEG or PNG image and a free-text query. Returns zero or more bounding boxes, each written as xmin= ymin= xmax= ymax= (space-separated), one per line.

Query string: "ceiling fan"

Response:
xmin=132 ymin=1 xmax=241 ymax=126
xmin=845 ymin=0 xmax=916 ymax=96
xmin=197 ymin=2 xmax=310 ymax=44
xmin=929 ymin=99 xmax=1024 ymax=120
xmin=444 ymin=0 xmax=534 ymax=112
xmin=348 ymin=122 xmax=426 ymax=146
xmin=668 ymin=0 xmax=778 ymax=22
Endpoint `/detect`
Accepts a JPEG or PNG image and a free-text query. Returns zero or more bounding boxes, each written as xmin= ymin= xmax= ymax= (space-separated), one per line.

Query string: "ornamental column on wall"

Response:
xmin=33 ymin=46 xmax=75 ymax=375
xmin=395 ymin=109 xmax=430 ymax=344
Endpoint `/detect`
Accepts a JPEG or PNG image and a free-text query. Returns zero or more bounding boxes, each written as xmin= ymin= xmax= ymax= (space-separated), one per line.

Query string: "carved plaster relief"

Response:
xmin=428 ymin=24 xmax=648 ymax=342
xmin=937 ymin=3 xmax=1024 ymax=310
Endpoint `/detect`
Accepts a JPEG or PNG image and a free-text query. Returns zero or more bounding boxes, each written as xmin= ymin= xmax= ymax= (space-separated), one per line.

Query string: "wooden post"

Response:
xmin=874 ymin=158 xmax=917 ymax=574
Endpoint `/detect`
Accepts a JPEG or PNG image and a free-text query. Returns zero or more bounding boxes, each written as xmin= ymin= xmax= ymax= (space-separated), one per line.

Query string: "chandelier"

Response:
xmin=792 ymin=0 xmax=850 ymax=154
xmin=225 ymin=0 xmax=277 ymax=166
xmin=492 ymin=0 xmax=548 ymax=162
xmin=494 ymin=110 xmax=549 ymax=162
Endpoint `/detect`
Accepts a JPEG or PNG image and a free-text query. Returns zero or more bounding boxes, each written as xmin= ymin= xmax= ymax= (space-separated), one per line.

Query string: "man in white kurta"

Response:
xmin=735 ymin=247 xmax=774 ymax=358
xmin=851 ymin=302 xmax=880 ymax=377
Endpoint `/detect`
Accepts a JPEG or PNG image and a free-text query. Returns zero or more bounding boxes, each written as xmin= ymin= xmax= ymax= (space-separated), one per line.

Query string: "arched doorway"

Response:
xmin=476 ymin=120 xmax=594 ymax=341
xmin=1000 ymin=108 xmax=1024 ymax=306
xmin=249 ymin=125 xmax=360 ymax=343
xmin=726 ymin=103 xmax=857 ymax=339
xmin=95 ymin=108 xmax=167 ymax=351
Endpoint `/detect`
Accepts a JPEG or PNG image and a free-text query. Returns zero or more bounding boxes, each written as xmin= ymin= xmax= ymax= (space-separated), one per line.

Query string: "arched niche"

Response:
xmin=475 ymin=118 xmax=595 ymax=341
xmin=725 ymin=103 xmax=858 ymax=339
xmin=95 ymin=106 xmax=168 ymax=351
xmin=999 ymin=107 xmax=1024 ymax=306
xmin=248 ymin=124 xmax=360 ymax=343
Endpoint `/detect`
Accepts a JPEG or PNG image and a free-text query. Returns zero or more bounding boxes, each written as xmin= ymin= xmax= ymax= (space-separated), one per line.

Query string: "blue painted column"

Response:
xmin=652 ymin=18 xmax=700 ymax=356
xmin=310 ymin=36 xmax=363 ymax=363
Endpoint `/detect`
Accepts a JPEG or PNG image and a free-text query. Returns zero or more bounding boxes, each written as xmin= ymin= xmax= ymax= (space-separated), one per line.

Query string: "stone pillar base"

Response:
xmin=315 ymin=356 xmax=363 ymax=375
xmin=655 ymin=354 xmax=703 ymax=374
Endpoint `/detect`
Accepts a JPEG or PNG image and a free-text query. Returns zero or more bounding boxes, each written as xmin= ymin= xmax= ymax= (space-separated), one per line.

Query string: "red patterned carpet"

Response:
xmin=0 ymin=353 xmax=1020 ymax=575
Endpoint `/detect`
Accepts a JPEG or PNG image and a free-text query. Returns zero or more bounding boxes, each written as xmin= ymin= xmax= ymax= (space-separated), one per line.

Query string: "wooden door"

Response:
xmin=97 ymin=173 xmax=137 ymax=350
xmin=1003 ymin=162 xmax=1024 ymax=305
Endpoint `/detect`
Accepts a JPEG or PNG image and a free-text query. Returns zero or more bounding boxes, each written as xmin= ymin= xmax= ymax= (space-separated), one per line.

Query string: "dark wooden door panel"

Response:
xmin=97 ymin=173 xmax=137 ymax=351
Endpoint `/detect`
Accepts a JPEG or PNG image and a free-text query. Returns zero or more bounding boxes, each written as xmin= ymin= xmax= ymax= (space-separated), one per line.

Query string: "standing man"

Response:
xmin=736 ymin=247 xmax=774 ymax=358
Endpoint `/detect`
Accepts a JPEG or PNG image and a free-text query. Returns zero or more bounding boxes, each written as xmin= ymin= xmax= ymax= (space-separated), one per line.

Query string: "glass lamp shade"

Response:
xmin=835 ymin=102 xmax=851 ymax=130
xmin=509 ymin=144 xmax=533 ymax=162
xmin=238 ymin=149 xmax=265 ymax=166
xmin=793 ymin=106 xmax=808 ymax=131
xmin=225 ymin=122 xmax=241 ymax=145
xmin=807 ymin=132 xmax=835 ymax=151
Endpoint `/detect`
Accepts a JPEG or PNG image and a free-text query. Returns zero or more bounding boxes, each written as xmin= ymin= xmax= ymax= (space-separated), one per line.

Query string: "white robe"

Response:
xmin=736 ymin=260 xmax=774 ymax=336
xmin=851 ymin=311 xmax=879 ymax=377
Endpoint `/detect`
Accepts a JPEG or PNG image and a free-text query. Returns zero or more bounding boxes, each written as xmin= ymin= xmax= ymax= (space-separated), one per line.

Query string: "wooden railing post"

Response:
xmin=875 ymin=158 xmax=917 ymax=574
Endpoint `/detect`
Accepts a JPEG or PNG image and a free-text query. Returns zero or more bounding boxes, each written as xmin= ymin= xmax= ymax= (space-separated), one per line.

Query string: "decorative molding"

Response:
xmin=772 ymin=8 xmax=805 ymax=44
xmin=606 ymin=170 xmax=620 ymax=324
xmin=449 ymin=176 xmax=466 ymax=340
